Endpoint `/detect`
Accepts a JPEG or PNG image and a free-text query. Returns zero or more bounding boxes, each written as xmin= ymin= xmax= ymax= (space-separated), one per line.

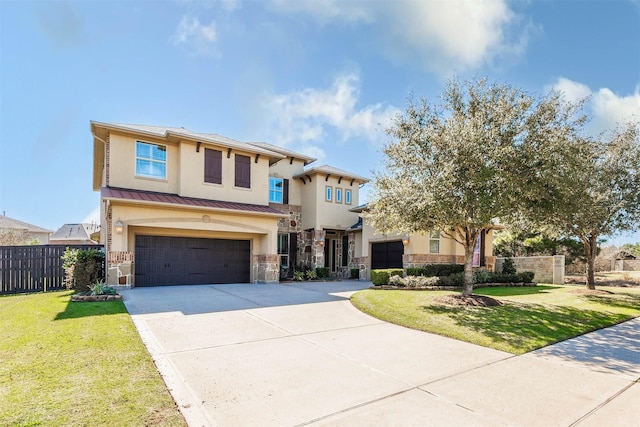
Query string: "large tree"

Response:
xmin=520 ymin=122 xmax=640 ymax=289
xmin=366 ymin=78 xmax=580 ymax=297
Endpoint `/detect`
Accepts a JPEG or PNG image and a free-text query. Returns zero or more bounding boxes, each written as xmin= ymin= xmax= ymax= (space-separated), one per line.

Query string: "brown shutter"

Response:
xmin=204 ymin=149 xmax=222 ymax=184
xmin=283 ymin=179 xmax=289 ymax=204
xmin=235 ymin=154 xmax=251 ymax=188
xmin=289 ymin=232 xmax=297 ymax=268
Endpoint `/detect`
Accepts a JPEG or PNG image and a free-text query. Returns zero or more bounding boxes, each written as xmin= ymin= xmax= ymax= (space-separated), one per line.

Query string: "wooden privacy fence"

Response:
xmin=0 ymin=245 xmax=103 ymax=295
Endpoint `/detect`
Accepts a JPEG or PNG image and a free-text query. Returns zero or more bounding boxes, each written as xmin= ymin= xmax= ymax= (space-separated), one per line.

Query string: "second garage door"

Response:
xmin=371 ymin=241 xmax=404 ymax=270
xmin=135 ymin=235 xmax=251 ymax=286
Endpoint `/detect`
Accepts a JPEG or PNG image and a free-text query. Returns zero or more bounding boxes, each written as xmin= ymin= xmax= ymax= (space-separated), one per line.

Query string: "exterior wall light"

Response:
xmin=114 ymin=220 xmax=125 ymax=234
xmin=402 ymin=235 xmax=410 ymax=246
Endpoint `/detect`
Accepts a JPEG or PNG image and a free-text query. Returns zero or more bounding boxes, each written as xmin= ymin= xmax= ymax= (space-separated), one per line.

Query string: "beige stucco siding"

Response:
xmin=177 ymin=141 xmax=270 ymax=205
xmin=108 ymin=133 xmax=180 ymax=194
xmin=303 ymin=176 xmax=360 ymax=230
xmin=108 ymin=203 xmax=279 ymax=255
xmin=268 ymin=158 xmax=307 ymax=206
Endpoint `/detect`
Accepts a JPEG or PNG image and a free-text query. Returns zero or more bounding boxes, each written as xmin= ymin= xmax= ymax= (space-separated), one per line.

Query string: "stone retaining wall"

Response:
xmin=495 ymin=255 xmax=565 ymax=284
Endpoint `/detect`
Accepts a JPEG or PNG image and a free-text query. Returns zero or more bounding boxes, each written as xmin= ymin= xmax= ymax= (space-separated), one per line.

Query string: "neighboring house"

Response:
xmin=50 ymin=223 xmax=100 ymax=245
xmin=91 ymin=121 xmax=368 ymax=287
xmin=611 ymin=250 xmax=639 ymax=272
xmin=348 ymin=204 xmax=498 ymax=279
xmin=0 ymin=214 xmax=52 ymax=245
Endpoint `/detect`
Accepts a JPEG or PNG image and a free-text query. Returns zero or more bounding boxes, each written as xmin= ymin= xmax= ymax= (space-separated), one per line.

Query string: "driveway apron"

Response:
xmin=121 ymin=283 xmax=640 ymax=427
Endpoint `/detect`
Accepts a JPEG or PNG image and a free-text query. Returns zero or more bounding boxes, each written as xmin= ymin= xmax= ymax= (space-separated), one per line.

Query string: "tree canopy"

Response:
xmin=366 ymin=77 xmax=583 ymax=296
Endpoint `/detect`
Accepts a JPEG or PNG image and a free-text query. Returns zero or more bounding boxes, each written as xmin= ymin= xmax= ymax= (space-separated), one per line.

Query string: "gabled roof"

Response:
xmin=101 ymin=187 xmax=286 ymax=217
xmin=51 ymin=223 xmax=99 ymax=242
xmin=293 ymin=165 xmax=370 ymax=184
xmin=0 ymin=215 xmax=52 ymax=233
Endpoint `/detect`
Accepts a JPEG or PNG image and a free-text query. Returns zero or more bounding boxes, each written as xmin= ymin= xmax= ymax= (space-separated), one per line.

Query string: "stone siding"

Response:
xmin=403 ymin=254 xmax=466 ymax=268
xmin=106 ymin=251 xmax=134 ymax=287
xmin=495 ymin=255 xmax=565 ymax=284
xmin=350 ymin=256 xmax=369 ymax=280
xmin=253 ymin=254 xmax=279 ymax=283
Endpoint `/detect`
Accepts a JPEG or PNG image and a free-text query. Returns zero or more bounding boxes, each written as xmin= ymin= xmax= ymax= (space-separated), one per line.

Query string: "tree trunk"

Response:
xmin=462 ymin=230 xmax=476 ymax=297
xmin=585 ymin=234 xmax=598 ymax=290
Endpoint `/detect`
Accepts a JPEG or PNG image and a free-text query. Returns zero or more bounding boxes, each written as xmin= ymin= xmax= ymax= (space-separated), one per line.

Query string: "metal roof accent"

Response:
xmin=101 ymin=187 xmax=286 ymax=217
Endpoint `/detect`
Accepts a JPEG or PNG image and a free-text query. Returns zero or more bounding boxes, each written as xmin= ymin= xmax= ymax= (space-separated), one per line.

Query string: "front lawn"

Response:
xmin=351 ymin=285 xmax=640 ymax=354
xmin=0 ymin=291 xmax=186 ymax=427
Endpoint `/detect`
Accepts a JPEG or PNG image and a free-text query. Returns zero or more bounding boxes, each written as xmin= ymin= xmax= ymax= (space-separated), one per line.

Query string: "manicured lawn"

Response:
xmin=0 ymin=291 xmax=186 ymax=427
xmin=351 ymin=285 xmax=640 ymax=355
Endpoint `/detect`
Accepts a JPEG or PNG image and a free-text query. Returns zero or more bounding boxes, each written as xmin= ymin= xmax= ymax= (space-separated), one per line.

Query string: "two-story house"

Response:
xmin=91 ymin=121 xmax=368 ymax=287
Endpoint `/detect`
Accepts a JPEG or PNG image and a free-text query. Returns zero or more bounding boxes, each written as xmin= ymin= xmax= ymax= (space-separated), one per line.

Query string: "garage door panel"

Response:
xmin=135 ymin=236 xmax=250 ymax=286
xmin=371 ymin=241 xmax=404 ymax=270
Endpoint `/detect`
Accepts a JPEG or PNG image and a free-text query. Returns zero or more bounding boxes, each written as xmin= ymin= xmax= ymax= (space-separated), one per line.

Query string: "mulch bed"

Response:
xmin=434 ymin=295 xmax=503 ymax=307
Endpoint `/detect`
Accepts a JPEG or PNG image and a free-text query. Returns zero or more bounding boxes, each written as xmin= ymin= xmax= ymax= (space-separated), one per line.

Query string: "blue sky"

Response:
xmin=1 ymin=0 xmax=639 ymax=245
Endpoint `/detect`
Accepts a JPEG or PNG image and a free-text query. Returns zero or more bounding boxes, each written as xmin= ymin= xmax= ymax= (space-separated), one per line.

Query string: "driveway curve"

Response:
xmin=122 ymin=282 xmax=640 ymax=427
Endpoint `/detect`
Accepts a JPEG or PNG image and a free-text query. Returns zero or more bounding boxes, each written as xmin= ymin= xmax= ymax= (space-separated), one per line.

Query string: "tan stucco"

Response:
xmin=299 ymin=174 xmax=362 ymax=231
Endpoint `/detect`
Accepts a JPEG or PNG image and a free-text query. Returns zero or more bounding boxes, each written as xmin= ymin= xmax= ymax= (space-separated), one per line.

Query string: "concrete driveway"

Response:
xmin=121 ymin=282 xmax=640 ymax=427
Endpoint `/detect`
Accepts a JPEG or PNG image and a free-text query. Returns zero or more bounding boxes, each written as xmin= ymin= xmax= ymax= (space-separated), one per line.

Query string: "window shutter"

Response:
xmin=283 ymin=179 xmax=289 ymax=204
xmin=480 ymin=230 xmax=486 ymax=267
xmin=289 ymin=232 xmax=297 ymax=267
xmin=235 ymin=154 xmax=251 ymax=188
xmin=204 ymin=149 xmax=222 ymax=184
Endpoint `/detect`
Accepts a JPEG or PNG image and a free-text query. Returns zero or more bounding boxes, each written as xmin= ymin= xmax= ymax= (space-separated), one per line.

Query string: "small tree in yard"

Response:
xmin=366 ymin=77 xmax=581 ymax=297
xmin=520 ymin=122 xmax=640 ymax=290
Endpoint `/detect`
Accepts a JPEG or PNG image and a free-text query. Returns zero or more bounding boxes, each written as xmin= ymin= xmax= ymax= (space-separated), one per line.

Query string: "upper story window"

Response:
xmin=204 ymin=148 xmax=222 ymax=184
xmin=345 ymin=189 xmax=352 ymax=205
xmin=325 ymin=186 xmax=332 ymax=202
xmin=335 ymin=188 xmax=342 ymax=203
xmin=234 ymin=154 xmax=251 ymax=188
xmin=136 ymin=141 xmax=167 ymax=179
xmin=429 ymin=230 xmax=440 ymax=254
xmin=269 ymin=177 xmax=283 ymax=203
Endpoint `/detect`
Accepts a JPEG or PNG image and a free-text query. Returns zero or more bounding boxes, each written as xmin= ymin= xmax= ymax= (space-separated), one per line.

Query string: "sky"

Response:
xmin=1 ymin=0 xmax=639 ymax=245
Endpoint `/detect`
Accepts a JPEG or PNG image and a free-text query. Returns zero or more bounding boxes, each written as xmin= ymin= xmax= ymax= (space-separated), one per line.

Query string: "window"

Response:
xmin=335 ymin=188 xmax=342 ymax=203
xmin=269 ymin=177 xmax=283 ymax=203
xmin=345 ymin=189 xmax=352 ymax=205
xmin=235 ymin=154 xmax=251 ymax=188
xmin=325 ymin=186 xmax=332 ymax=202
xmin=136 ymin=141 xmax=166 ymax=179
xmin=278 ymin=233 xmax=289 ymax=269
xmin=204 ymin=148 xmax=222 ymax=184
xmin=429 ymin=230 xmax=440 ymax=254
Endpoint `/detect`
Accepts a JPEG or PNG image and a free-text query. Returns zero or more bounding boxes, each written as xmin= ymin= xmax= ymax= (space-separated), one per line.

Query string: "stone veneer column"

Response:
xmin=313 ymin=229 xmax=325 ymax=268
xmin=253 ymin=254 xmax=279 ymax=283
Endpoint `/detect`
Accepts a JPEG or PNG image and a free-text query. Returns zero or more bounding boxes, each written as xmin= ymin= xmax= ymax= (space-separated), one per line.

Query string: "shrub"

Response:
xmin=62 ymin=248 xmax=105 ymax=292
xmin=473 ymin=270 xmax=492 ymax=284
xmin=305 ymin=270 xmax=317 ymax=280
xmin=436 ymin=272 xmax=464 ymax=287
xmin=371 ymin=269 xmax=404 ymax=285
xmin=315 ymin=267 xmax=330 ymax=279
xmin=519 ymin=271 xmax=535 ymax=282
xmin=389 ymin=275 xmax=406 ymax=287
xmin=405 ymin=267 xmax=424 ymax=277
xmin=292 ymin=271 xmax=305 ymax=281
xmin=423 ymin=264 xmax=464 ymax=277
xmin=404 ymin=275 xmax=439 ymax=288
xmin=88 ymin=280 xmax=117 ymax=296
xmin=502 ymin=258 xmax=517 ymax=274
xmin=350 ymin=268 xmax=360 ymax=280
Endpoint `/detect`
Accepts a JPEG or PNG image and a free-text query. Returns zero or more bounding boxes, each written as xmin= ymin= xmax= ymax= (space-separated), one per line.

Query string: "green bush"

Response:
xmin=62 ymin=248 xmax=105 ymax=292
xmin=371 ymin=269 xmax=404 ymax=285
xmin=502 ymin=258 xmax=517 ymax=274
xmin=422 ymin=264 xmax=464 ymax=277
xmin=389 ymin=275 xmax=406 ymax=287
xmin=405 ymin=267 xmax=424 ymax=277
xmin=292 ymin=271 xmax=305 ymax=281
xmin=436 ymin=272 xmax=465 ymax=287
xmin=350 ymin=268 xmax=360 ymax=280
xmin=315 ymin=267 xmax=330 ymax=279
xmin=305 ymin=270 xmax=317 ymax=280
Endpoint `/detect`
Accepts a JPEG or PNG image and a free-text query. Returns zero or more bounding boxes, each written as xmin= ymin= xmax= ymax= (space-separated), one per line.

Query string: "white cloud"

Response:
xmin=268 ymin=0 xmax=373 ymax=24
xmin=268 ymin=0 xmax=528 ymax=76
xmin=171 ymin=15 xmax=217 ymax=55
xmin=549 ymin=77 xmax=640 ymax=133
xmin=262 ymin=72 xmax=399 ymax=147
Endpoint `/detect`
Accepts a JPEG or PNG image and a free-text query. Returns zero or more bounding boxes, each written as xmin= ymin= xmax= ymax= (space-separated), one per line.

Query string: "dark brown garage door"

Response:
xmin=371 ymin=241 xmax=404 ymax=270
xmin=135 ymin=235 xmax=250 ymax=286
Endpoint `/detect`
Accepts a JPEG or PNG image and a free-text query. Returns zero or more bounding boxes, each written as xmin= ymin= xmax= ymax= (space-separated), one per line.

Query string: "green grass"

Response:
xmin=0 ymin=291 xmax=186 ymax=427
xmin=351 ymin=285 xmax=640 ymax=355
